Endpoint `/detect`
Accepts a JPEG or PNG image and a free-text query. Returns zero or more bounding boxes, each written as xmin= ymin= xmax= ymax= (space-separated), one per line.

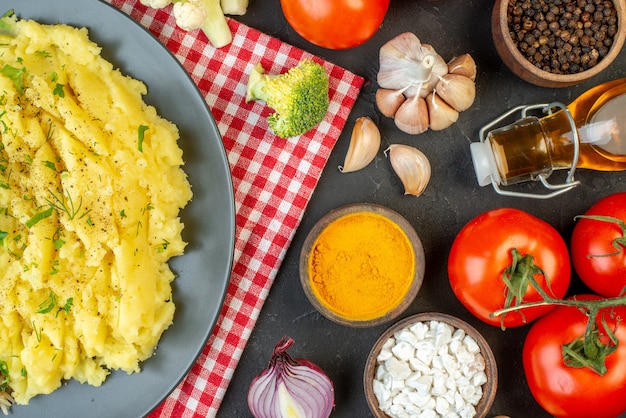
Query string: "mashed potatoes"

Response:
xmin=0 ymin=15 xmax=192 ymax=406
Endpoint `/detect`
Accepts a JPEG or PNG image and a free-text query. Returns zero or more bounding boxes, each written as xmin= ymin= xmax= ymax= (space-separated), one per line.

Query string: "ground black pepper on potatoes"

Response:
xmin=507 ymin=0 xmax=618 ymax=74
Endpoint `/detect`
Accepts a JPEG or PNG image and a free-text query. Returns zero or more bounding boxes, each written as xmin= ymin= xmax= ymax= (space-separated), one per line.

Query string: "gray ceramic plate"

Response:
xmin=4 ymin=1 xmax=236 ymax=416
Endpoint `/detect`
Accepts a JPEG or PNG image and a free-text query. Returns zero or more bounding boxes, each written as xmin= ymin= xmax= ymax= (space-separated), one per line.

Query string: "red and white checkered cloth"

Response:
xmin=107 ymin=1 xmax=364 ymax=416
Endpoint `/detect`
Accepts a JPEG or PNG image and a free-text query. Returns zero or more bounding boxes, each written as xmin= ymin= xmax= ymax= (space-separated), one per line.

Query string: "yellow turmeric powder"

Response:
xmin=307 ymin=211 xmax=415 ymax=321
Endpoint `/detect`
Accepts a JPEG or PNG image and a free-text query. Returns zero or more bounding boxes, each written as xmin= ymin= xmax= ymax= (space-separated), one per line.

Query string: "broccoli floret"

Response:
xmin=245 ymin=59 xmax=330 ymax=139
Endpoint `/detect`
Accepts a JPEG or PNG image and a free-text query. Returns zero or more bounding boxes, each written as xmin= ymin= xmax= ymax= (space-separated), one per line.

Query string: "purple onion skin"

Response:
xmin=248 ymin=337 xmax=335 ymax=418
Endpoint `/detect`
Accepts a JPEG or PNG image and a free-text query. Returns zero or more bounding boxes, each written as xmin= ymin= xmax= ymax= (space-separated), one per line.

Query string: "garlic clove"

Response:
xmin=385 ymin=144 xmax=431 ymax=196
xmin=426 ymin=92 xmax=459 ymax=131
xmin=376 ymin=89 xmax=406 ymax=118
xmin=435 ymin=73 xmax=476 ymax=112
xmin=447 ymin=54 xmax=477 ymax=81
xmin=339 ymin=117 xmax=381 ymax=173
xmin=393 ymin=94 xmax=429 ymax=135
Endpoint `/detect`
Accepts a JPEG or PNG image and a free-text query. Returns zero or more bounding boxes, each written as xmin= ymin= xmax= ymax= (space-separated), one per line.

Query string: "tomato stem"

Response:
xmin=498 ymin=248 xmax=552 ymax=330
xmin=493 ymin=269 xmax=626 ymax=375
xmin=561 ymin=307 xmax=618 ymax=375
xmin=492 ymin=294 xmax=626 ymax=317
xmin=574 ymin=215 xmax=626 ymax=258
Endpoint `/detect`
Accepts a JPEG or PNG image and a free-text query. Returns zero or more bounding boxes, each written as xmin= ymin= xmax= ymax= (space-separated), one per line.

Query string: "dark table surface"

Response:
xmin=219 ymin=0 xmax=626 ymax=417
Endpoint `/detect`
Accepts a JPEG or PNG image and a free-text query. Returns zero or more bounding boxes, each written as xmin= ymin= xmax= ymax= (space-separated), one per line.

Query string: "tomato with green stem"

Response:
xmin=448 ymin=208 xmax=571 ymax=328
xmin=523 ymin=295 xmax=626 ymax=418
xmin=571 ymin=192 xmax=626 ymax=297
xmin=280 ymin=0 xmax=390 ymax=50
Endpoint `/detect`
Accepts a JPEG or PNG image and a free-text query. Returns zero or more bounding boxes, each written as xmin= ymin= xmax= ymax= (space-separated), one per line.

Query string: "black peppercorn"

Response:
xmin=507 ymin=0 xmax=617 ymax=74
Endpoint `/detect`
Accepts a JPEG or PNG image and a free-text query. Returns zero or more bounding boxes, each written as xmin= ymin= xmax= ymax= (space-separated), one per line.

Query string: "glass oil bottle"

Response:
xmin=471 ymin=78 xmax=626 ymax=198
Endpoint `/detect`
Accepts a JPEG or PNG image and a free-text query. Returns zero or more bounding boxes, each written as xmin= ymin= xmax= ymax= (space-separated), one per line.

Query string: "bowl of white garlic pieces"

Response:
xmin=364 ymin=313 xmax=497 ymax=418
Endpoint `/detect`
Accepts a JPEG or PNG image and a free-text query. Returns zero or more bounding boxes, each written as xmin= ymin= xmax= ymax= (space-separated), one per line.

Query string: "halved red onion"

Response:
xmin=247 ymin=337 xmax=334 ymax=418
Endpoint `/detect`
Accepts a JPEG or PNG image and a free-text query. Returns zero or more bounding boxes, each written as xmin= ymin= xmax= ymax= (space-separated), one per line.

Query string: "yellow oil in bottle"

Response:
xmin=485 ymin=78 xmax=626 ymax=186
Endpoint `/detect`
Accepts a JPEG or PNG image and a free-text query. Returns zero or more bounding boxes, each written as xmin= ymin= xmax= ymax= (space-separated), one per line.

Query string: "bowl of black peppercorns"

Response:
xmin=492 ymin=0 xmax=625 ymax=87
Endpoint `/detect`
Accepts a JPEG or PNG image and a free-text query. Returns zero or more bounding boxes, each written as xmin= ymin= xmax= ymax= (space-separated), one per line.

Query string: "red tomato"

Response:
xmin=448 ymin=208 xmax=571 ymax=328
xmin=571 ymin=192 xmax=626 ymax=297
xmin=523 ymin=295 xmax=626 ymax=418
xmin=280 ymin=0 xmax=390 ymax=50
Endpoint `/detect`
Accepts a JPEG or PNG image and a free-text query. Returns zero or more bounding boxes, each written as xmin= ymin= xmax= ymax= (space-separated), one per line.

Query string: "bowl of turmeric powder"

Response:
xmin=299 ymin=203 xmax=425 ymax=328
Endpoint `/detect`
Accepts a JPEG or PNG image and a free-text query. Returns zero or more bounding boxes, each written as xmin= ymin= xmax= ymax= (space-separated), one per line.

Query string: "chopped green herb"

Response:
xmin=37 ymin=291 xmax=57 ymax=314
xmin=0 ymin=360 xmax=9 ymax=392
xmin=6 ymin=247 xmax=20 ymax=260
xmin=58 ymin=297 xmax=73 ymax=316
xmin=157 ymin=239 xmax=170 ymax=253
xmin=1 ymin=64 xmax=26 ymax=95
xmin=46 ymin=188 xmax=89 ymax=220
xmin=25 ymin=206 xmax=54 ymax=228
xmin=52 ymin=229 xmax=65 ymax=249
xmin=32 ymin=321 xmax=42 ymax=342
xmin=50 ymin=259 xmax=59 ymax=275
xmin=45 ymin=119 xmax=54 ymax=141
xmin=53 ymin=83 xmax=65 ymax=98
xmin=0 ymin=10 xmax=15 ymax=35
xmin=137 ymin=125 xmax=149 ymax=152
xmin=50 ymin=72 xmax=58 ymax=82
xmin=35 ymin=50 xmax=51 ymax=58
xmin=120 ymin=209 xmax=127 ymax=218
xmin=44 ymin=160 xmax=56 ymax=171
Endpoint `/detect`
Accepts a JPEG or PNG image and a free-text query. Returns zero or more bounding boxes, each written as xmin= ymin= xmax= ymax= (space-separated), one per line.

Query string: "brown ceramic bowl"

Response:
xmin=299 ymin=203 xmax=425 ymax=328
xmin=364 ymin=312 xmax=498 ymax=418
xmin=492 ymin=0 xmax=625 ymax=87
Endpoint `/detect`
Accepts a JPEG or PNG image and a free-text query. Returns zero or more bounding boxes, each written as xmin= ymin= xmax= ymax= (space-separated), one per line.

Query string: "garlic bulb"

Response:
xmin=376 ymin=32 xmax=477 ymax=135
xmin=385 ymin=144 xmax=431 ymax=196
xmin=339 ymin=117 xmax=381 ymax=173
xmin=377 ymin=32 xmax=448 ymax=98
